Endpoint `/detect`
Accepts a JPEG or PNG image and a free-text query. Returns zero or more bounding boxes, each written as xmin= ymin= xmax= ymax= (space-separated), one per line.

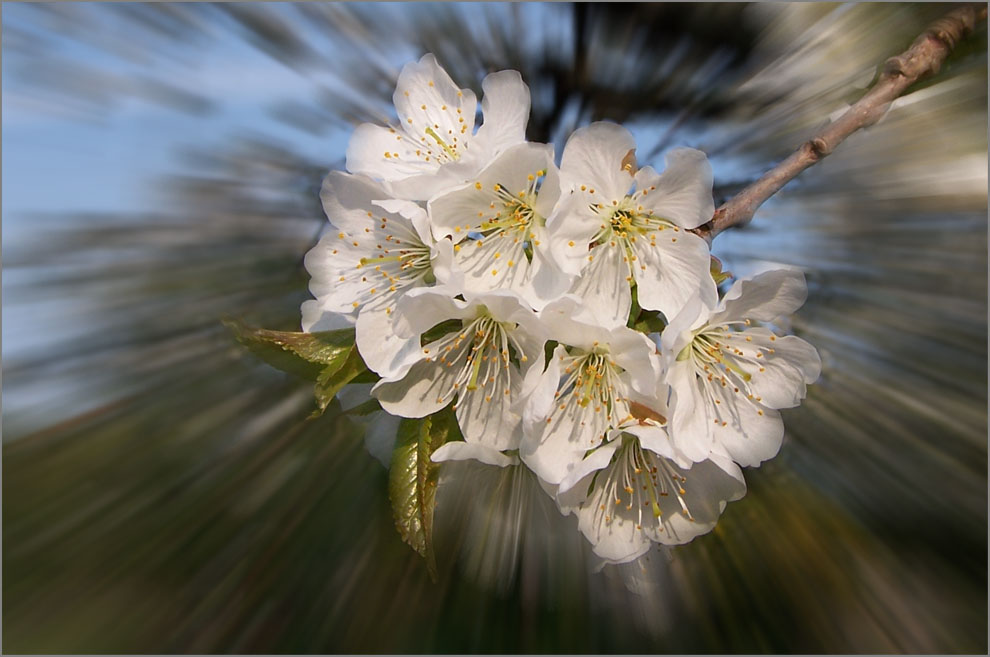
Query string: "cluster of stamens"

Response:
xmin=682 ymin=319 xmax=778 ymax=426
xmin=565 ymin=185 xmax=682 ymax=282
xmin=422 ymin=314 xmax=528 ymax=407
xmin=451 ymin=170 xmax=547 ymax=278
xmin=335 ymin=210 xmax=433 ymax=314
xmin=382 ymin=85 xmax=470 ymax=166
xmin=547 ymin=344 xmax=629 ymax=445
xmin=589 ymin=434 xmax=694 ymax=534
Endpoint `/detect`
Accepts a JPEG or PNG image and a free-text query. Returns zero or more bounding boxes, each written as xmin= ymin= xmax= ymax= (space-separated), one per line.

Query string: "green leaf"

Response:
xmin=388 ymin=409 xmax=458 ymax=581
xmin=311 ymin=348 xmax=369 ymax=417
xmin=225 ymin=318 xmax=371 ymax=417
xmin=224 ymin=318 xmax=356 ymax=381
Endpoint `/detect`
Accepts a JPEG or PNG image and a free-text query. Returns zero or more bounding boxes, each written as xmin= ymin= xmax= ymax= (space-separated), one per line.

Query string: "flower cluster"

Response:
xmin=303 ymin=54 xmax=821 ymax=565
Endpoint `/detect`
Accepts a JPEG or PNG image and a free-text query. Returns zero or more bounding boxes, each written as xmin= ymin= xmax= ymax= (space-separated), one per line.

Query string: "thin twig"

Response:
xmin=693 ymin=3 xmax=987 ymax=242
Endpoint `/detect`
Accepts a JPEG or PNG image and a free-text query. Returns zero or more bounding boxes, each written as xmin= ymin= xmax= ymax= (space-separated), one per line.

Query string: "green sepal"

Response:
xmin=420 ymin=318 xmax=463 ymax=345
xmin=632 ymin=310 xmax=667 ymax=335
xmin=627 ymin=283 xmax=642 ymax=327
xmin=711 ymin=256 xmax=733 ymax=286
xmin=387 ymin=408 xmax=460 ymax=581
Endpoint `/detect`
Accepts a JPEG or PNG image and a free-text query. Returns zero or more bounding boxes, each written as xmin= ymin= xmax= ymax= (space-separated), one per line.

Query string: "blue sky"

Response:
xmin=1 ymin=3 xmax=357 ymax=226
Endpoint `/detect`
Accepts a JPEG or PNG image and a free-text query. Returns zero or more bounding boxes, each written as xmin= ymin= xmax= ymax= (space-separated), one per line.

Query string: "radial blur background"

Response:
xmin=3 ymin=2 xmax=987 ymax=653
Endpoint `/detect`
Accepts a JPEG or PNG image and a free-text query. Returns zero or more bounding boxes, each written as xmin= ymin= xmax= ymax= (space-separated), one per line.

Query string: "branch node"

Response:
xmin=808 ymin=138 xmax=829 ymax=159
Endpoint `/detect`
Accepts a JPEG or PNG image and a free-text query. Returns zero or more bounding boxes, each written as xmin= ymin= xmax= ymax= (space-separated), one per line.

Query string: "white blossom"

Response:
xmin=428 ymin=142 xmax=571 ymax=309
xmin=297 ymin=55 xmax=825 ymax=564
xmin=555 ymin=423 xmax=747 ymax=564
xmin=301 ymin=172 xmax=457 ymax=378
xmin=346 ymin=53 xmax=530 ymax=202
xmin=520 ymin=296 xmax=662 ymax=486
xmin=660 ymin=269 xmax=822 ymax=466
xmin=372 ymin=288 xmax=547 ymax=466
xmin=546 ymin=122 xmax=718 ymax=327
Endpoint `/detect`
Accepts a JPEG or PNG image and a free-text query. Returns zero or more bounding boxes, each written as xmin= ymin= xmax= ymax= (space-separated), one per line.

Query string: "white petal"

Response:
xmin=431 ymin=441 xmax=518 ymax=468
xmin=363 ymin=411 xmax=401 ymax=468
xmin=622 ymin=423 xmax=674 ymax=460
xmin=743 ymin=331 xmax=821 ymax=409
xmin=372 ymin=198 xmax=432 ymax=246
xmin=521 ymin=344 xmax=566 ymax=440
xmin=635 ymin=148 xmax=715 ymax=230
xmin=462 ymin=289 xmax=543 ymax=338
xmin=454 ymin=366 xmax=524 ymax=451
xmin=707 ymin=446 xmax=747 ymax=491
xmin=393 ymin=53 xmax=477 ymax=149
xmin=451 ymin=232 xmax=536 ymax=300
xmin=526 ymin=225 xmax=574 ymax=308
xmin=632 ymin=227 xmax=717 ymax=322
xmin=557 ymin=441 xmax=619 ymax=494
xmin=535 ymin=296 xmax=607 ymax=348
xmin=345 ymin=122 xmax=438 ymax=182
xmin=355 ymin=307 xmax=422 ymax=378
xmin=533 ymin=162 xmax=562 ymax=219
xmin=559 ymin=122 xmax=637 ymax=200
xmin=300 ymin=300 xmax=354 ymax=332
xmin=645 ymin=456 xmax=746 ymax=546
xmin=659 ymin=294 xmax=710 ymax=354
xmin=555 ymin=469 xmax=654 ymax=565
xmin=429 ymin=237 xmax=463 ymax=289
xmin=565 ymin=243 xmax=631 ymax=329
xmin=473 ymin=69 xmax=531 ymax=159
xmin=700 ymin=371 xmax=785 ymax=467
xmin=715 ymin=268 xmax=809 ymax=323
xmin=371 ymin=355 xmax=454 ymax=419
xmin=391 ymin=286 xmax=471 ymax=338
xmin=665 ymin=359 xmax=717 ymax=463
xmin=384 ymin=167 xmax=474 ymax=203
xmin=607 ymin=331 xmax=662 ymax=398
xmin=544 ymin=193 xmax=605 ymax=276
xmin=520 ymin=376 xmax=617 ymax=486
xmin=321 ymin=171 xmax=415 ymax=236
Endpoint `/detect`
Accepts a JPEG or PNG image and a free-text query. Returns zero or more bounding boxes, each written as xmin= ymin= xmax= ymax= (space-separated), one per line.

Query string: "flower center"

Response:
xmin=680 ymin=320 xmax=778 ymax=425
xmin=456 ymin=170 xmax=548 ymax=269
xmin=583 ymin=189 xmax=679 ymax=280
xmin=423 ymin=313 xmax=527 ymax=407
xmin=591 ymin=434 xmax=693 ymax=531
xmin=424 ymin=127 xmax=461 ymax=162
xmin=341 ymin=217 xmax=435 ymax=313
xmin=554 ymin=345 xmax=627 ymax=425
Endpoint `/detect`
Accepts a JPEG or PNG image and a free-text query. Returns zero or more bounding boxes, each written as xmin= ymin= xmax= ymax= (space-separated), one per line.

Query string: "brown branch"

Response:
xmin=692 ymin=3 xmax=987 ymax=243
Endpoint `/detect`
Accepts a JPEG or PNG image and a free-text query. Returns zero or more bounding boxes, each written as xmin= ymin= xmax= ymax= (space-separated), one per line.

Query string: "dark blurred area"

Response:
xmin=2 ymin=3 xmax=987 ymax=653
